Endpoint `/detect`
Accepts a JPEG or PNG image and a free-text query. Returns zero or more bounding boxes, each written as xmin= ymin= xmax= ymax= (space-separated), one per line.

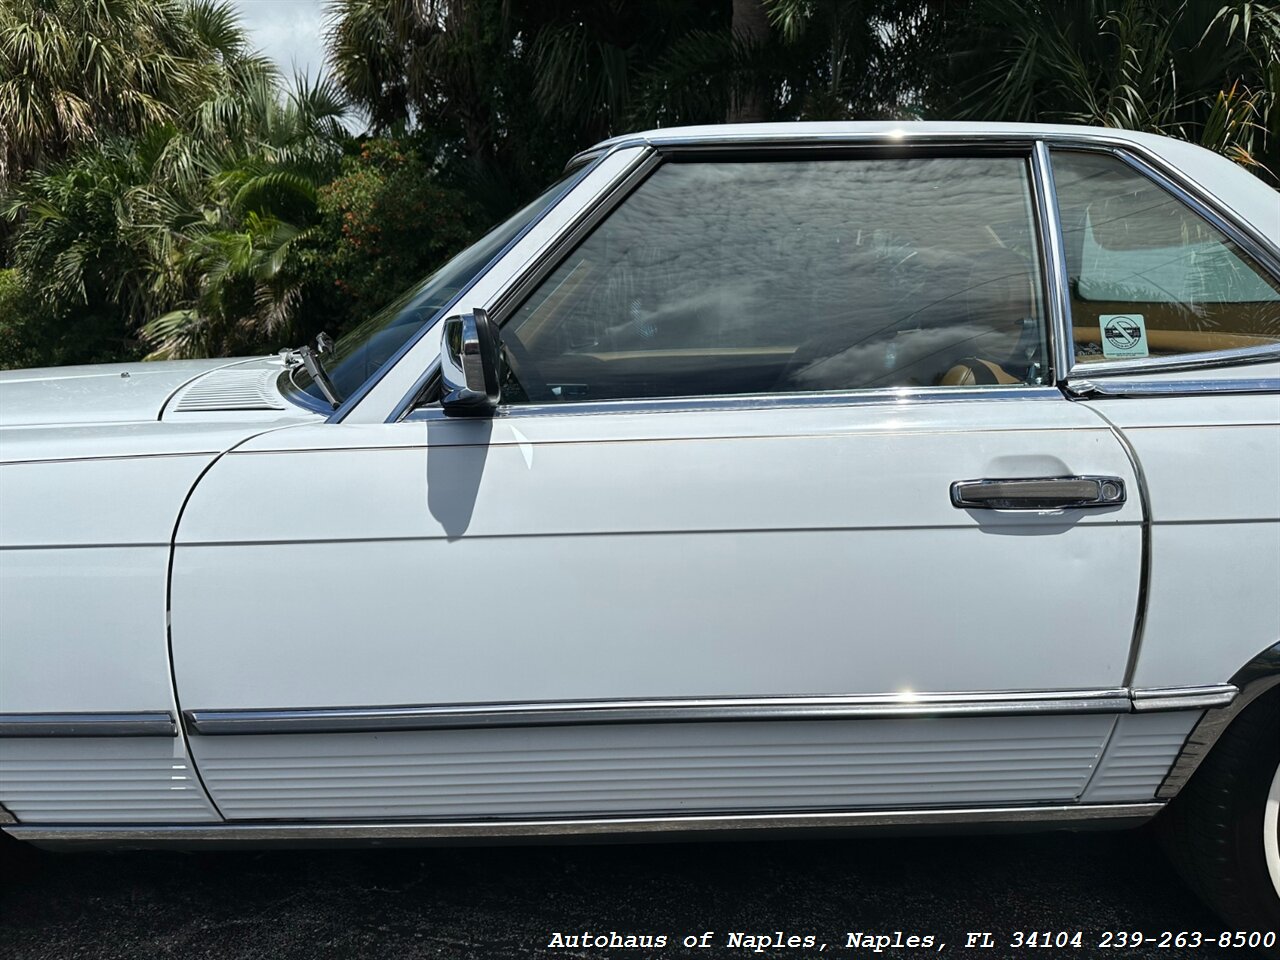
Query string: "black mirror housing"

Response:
xmin=440 ymin=309 xmax=501 ymax=417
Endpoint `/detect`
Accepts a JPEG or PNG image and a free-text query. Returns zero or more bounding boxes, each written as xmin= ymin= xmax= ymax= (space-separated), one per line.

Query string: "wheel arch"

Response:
xmin=1158 ymin=640 xmax=1280 ymax=800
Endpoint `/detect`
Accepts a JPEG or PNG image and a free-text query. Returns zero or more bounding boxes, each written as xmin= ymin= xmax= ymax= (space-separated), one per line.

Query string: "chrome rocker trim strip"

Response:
xmin=0 ymin=712 xmax=178 ymax=738
xmin=186 ymin=686 xmax=1234 ymax=736
xmin=4 ymin=803 xmax=1166 ymax=847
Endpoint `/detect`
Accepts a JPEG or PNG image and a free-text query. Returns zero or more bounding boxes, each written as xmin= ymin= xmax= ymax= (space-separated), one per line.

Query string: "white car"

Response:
xmin=1 ymin=122 xmax=1278 ymax=939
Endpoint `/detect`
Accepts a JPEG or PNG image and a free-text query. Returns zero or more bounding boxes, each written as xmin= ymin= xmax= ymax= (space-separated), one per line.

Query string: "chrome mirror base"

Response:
xmin=440 ymin=309 xmax=501 ymax=417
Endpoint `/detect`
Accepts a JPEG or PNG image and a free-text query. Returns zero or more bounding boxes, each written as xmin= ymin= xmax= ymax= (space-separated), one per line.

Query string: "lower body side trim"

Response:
xmin=183 ymin=686 xmax=1234 ymax=736
xmin=4 ymin=803 xmax=1165 ymax=847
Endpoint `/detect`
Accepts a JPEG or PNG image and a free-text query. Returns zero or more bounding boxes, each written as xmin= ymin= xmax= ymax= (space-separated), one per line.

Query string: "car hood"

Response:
xmin=0 ymin=358 xmax=265 ymax=427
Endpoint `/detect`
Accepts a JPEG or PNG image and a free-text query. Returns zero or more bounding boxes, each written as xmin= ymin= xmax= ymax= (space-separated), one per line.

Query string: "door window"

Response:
xmin=1051 ymin=150 xmax=1280 ymax=364
xmin=500 ymin=156 xmax=1049 ymax=403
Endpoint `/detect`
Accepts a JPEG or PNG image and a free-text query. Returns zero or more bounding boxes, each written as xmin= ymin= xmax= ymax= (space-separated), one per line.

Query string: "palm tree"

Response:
xmin=141 ymin=75 xmax=350 ymax=358
xmin=4 ymin=67 xmax=350 ymax=362
xmin=939 ymin=0 xmax=1280 ymax=181
xmin=0 ymin=0 xmax=275 ymax=190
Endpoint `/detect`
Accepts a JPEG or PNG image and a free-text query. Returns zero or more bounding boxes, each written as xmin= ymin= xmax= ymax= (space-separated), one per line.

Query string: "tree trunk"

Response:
xmin=728 ymin=0 xmax=771 ymax=122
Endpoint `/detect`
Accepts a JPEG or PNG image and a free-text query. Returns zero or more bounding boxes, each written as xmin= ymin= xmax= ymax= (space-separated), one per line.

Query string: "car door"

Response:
xmin=170 ymin=144 xmax=1150 ymax=823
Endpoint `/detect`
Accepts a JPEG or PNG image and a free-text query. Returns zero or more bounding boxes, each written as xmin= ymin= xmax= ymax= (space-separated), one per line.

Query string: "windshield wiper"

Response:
xmin=281 ymin=332 xmax=343 ymax=409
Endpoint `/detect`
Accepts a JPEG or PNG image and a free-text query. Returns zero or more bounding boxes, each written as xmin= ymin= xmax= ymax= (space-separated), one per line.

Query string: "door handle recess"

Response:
xmin=950 ymin=476 xmax=1126 ymax=510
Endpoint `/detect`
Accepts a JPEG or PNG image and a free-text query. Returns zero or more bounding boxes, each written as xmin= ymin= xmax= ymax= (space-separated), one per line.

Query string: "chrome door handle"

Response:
xmin=950 ymin=476 xmax=1126 ymax=510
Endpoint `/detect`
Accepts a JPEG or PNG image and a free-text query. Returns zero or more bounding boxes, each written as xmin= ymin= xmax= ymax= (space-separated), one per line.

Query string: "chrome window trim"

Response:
xmin=375 ymin=128 xmax=1274 ymax=423
xmin=1158 ymin=642 xmax=1280 ymax=799
xmin=406 ymin=385 xmax=1062 ymax=422
xmin=470 ymin=145 xmax=1058 ymax=418
xmin=0 ymin=802 xmax=15 ymax=825
xmin=1068 ymin=377 xmax=1279 ymax=398
xmin=1067 ymin=345 xmax=1280 ymax=379
xmin=569 ymin=130 xmax=1091 ymax=164
xmin=0 ymin=712 xmax=178 ymax=738
xmin=4 ymin=802 xmax=1166 ymax=846
xmin=184 ymin=686 xmax=1231 ymax=736
xmin=1051 ymin=145 xmax=1280 ymax=382
xmin=1032 ymin=141 xmax=1075 ymax=384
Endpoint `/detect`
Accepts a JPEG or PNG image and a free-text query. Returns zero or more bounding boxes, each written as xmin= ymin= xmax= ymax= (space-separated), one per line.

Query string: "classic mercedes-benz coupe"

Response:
xmin=1 ymin=122 xmax=1277 ymax=938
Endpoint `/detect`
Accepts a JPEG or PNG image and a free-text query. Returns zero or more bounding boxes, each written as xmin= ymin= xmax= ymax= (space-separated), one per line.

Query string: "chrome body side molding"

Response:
xmin=1131 ymin=685 xmax=1239 ymax=712
xmin=0 ymin=690 xmax=1234 ymax=741
xmin=187 ymin=691 xmax=1132 ymax=735
xmin=1068 ymin=377 xmax=1280 ymax=399
xmin=1159 ymin=643 xmax=1280 ymax=799
xmin=3 ymin=802 xmax=1166 ymax=848
xmin=185 ymin=686 xmax=1232 ymax=736
xmin=0 ymin=712 xmax=177 ymax=738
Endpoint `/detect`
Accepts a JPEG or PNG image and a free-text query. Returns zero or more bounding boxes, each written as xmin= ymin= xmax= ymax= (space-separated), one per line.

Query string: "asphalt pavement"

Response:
xmin=0 ymin=827 xmax=1269 ymax=959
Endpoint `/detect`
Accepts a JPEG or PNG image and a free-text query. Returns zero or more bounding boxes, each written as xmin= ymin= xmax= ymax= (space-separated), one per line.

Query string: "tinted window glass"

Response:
xmin=501 ymin=157 xmax=1048 ymax=403
xmin=1052 ymin=150 xmax=1280 ymax=363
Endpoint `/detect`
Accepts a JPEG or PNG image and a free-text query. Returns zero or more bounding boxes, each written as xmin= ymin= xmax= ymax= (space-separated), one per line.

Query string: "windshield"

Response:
xmin=285 ymin=166 xmax=587 ymax=408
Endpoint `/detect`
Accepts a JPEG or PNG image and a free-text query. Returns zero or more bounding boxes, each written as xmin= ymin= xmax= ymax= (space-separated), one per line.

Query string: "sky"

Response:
xmin=228 ymin=0 xmax=330 ymax=84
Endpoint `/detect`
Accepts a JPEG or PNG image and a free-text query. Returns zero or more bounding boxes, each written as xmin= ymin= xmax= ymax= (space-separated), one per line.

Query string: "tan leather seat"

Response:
xmin=938 ymin=357 xmax=1022 ymax=386
xmin=933 ymin=245 xmax=1041 ymax=386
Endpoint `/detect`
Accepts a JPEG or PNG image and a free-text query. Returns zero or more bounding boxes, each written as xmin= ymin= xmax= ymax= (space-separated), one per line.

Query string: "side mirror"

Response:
xmin=440 ymin=309 xmax=500 ymax=417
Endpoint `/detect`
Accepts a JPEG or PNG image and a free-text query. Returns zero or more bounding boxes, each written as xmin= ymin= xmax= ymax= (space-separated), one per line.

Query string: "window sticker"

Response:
xmin=1099 ymin=313 xmax=1149 ymax=359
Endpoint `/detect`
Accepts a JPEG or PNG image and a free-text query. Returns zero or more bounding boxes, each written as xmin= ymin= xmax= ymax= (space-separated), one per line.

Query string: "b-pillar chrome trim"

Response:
xmin=1031 ymin=141 xmax=1074 ymax=383
xmin=183 ymin=686 xmax=1237 ymax=737
xmin=1158 ymin=643 xmax=1280 ymax=799
xmin=4 ymin=803 xmax=1167 ymax=847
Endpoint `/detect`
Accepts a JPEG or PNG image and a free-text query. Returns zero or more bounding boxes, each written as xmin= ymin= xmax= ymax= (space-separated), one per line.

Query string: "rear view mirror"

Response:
xmin=440 ymin=309 xmax=500 ymax=417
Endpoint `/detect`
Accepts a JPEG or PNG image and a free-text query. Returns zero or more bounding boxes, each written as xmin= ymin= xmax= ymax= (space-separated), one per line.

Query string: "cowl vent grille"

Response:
xmin=172 ymin=369 xmax=286 ymax=412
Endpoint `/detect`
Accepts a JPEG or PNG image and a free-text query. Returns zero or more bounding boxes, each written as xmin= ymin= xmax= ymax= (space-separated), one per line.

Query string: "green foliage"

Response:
xmin=0 ymin=264 xmax=143 ymax=370
xmin=0 ymin=0 xmax=276 ymax=190
xmin=1 ymin=139 xmax=158 ymax=366
xmin=5 ymin=63 xmax=353 ymax=362
xmin=299 ymin=138 xmax=483 ymax=337
xmin=139 ymin=76 xmax=351 ymax=358
xmin=4 ymin=0 xmax=1278 ymax=373
xmin=325 ymin=1 xmax=730 ymax=205
xmin=939 ymin=0 xmax=1280 ymax=182
xmin=0 ymin=269 xmax=51 ymax=369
